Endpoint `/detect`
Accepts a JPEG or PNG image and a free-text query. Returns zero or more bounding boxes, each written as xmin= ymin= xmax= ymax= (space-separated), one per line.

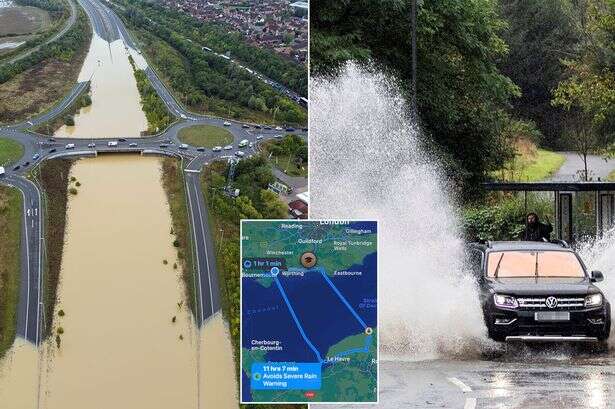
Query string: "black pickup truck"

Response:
xmin=467 ymin=241 xmax=610 ymax=343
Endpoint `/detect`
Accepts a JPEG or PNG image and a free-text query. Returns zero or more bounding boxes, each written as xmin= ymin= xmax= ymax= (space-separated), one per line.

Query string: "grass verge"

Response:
xmin=0 ymin=138 xmax=25 ymax=166
xmin=0 ymin=185 xmax=22 ymax=358
xmin=609 ymin=169 xmax=615 ymax=181
xmin=493 ymin=138 xmax=565 ymax=182
xmin=160 ymin=158 xmax=196 ymax=317
xmin=34 ymin=85 xmax=91 ymax=135
xmin=38 ymin=159 xmax=72 ymax=336
xmin=178 ymin=125 xmax=233 ymax=148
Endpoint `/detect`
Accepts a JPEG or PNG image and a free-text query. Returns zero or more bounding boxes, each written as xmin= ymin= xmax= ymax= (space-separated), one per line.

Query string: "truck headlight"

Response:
xmin=585 ymin=294 xmax=603 ymax=308
xmin=494 ymin=294 xmax=518 ymax=309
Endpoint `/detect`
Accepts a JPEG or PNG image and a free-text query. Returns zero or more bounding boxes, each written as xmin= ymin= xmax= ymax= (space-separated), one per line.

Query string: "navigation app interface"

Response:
xmin=240 ymin=220 xmax=378 ymax=403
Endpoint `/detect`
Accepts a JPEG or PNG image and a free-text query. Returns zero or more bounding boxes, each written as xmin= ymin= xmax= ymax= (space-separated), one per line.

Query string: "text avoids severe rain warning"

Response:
xmin=240 ymin=220 xmax=378 ymax=403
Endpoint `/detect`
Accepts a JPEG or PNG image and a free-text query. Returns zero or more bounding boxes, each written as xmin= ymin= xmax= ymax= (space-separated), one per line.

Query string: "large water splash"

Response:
xmin=309 ymin=63 xmax=489 ymax=360
xmin=578 ymin=227 xmax=615 ymax=344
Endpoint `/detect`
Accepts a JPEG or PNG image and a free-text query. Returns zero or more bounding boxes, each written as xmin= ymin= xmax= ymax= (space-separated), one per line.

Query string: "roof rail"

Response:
xmin=550 ymin=239 xmax=570 ymax=248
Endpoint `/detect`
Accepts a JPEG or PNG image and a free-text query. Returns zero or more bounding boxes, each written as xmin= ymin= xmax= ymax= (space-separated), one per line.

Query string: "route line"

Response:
xmin=317 ymin=267 xmax=368 ymax=329
xmin=273 ymin=276 xmax=323 ymax=363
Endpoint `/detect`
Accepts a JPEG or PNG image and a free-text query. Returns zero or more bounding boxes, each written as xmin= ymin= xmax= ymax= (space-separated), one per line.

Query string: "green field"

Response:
xmin=0 ymin=6 xmax=51 ymax=36
xmin=0 ymin=138 xmax=24 ymax=166
xmin=177 ymin=124 xmax=233 ymax=148
xmin=0 ymin=185 xmax=22 ymax=357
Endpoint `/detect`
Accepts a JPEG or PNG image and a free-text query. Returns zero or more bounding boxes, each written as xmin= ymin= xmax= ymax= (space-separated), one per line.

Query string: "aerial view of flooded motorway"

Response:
xmin=310 ymin=64 xmax=615 ymax=409
xmin=0 ymin=0 xmax=306 ymax=406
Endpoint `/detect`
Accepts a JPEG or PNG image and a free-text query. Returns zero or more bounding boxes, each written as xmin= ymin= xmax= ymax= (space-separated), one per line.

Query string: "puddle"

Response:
xmin=39 ymin=155 xmax=198 ymax=408
xmin=54 ymin=34 xmax=147 ymax=138
xmin=0 ymin=339 xmax=39 ymax=408
xmin=199 ymin=314 xmax=238 ymax=409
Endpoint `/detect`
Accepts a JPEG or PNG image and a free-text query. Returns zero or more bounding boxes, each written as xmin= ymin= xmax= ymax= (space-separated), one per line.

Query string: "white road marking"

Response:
xmin=448 ymin=377 xmax=472 ymax=393
xmin=464 ymin=397 xmax=477 ymax=409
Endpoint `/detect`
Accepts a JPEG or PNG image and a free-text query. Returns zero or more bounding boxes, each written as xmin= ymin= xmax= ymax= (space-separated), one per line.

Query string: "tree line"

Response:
xmin=116 ymin=2 xmax=306 ymax=125
xmin=311 ymin=0 xmax=615 ymax=192
xmin=118 ymin=0 xmax=306 ymax=97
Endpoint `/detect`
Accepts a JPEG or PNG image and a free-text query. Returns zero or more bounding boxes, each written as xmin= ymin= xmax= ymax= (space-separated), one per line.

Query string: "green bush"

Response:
xmin=463 ymin=194 xmax=554 ymax=241
xmin=64 ymin=115 xmax=75 ymax=126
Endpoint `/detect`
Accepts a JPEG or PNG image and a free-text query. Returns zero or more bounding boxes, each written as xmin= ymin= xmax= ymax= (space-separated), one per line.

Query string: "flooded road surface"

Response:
xmin=199 ymin=314 xmax=238 ymax=409
xmin=324 ymin=348 xmax=615 ymax=409
xmin=55 ymin=34 xmax=147 ymax=138
xmin=0 ymin=340 xmax=38 ymax=408
xmin=40 ymin=155 xmax=198 ymax=408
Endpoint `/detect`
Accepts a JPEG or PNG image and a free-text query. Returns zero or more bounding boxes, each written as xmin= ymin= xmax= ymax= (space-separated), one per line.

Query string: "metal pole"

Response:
xmin=411 ymin=0 xmax=417 ymax=107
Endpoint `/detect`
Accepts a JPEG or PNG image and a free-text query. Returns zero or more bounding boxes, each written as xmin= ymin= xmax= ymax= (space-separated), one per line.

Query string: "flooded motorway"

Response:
xmin=0 ymin=11 xmax=239 ymax=406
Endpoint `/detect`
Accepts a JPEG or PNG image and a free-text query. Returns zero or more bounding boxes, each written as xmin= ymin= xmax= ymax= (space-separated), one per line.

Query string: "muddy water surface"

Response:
xmin=55 ymin=34 xmax=147 ymax=138
xmin=199 ymin=314 xmax=238 ymax=409
xmin=40 ymin=155 xmax=198 ymax=408
xmin=0 ymin=339 xmax=38 ymax=408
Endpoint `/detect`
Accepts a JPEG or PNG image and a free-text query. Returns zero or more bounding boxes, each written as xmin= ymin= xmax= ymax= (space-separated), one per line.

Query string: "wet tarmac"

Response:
xmin=322 ymin=344 xmax=615 ymax=409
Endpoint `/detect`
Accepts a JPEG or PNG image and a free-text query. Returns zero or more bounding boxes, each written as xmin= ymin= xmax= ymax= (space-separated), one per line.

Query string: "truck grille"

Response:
xmin=517 ymin=297 xmax=586 ymax=310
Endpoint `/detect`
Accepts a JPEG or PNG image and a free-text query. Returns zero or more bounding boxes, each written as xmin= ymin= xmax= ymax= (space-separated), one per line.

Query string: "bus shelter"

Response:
xmin=483 ymin=182 xmax=615 ymax=242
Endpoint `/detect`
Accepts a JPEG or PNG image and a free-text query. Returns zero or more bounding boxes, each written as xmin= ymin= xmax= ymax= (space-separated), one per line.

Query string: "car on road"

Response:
xmin=286 ymin=127 xmax=295 ymax=132
xmin=242 ymin=124 xmax=250 ymax=129
xmin=249 ymin=142 xmax=253 ymax=148
xmin=23 ymin=161 xmax=30 ymax=167
xmin=65 ymin=143 xmax=75 ymax=150
xmin=223 ymin=121 xmax=231 ymax=126
xmin=48 ymin=138 xmax=56 ymax=142
xmin=180 ymin=114 xmax=187 ymax=119
xmin=159 ymin=144 xmax=169 ymax=148
xmin=238 ymin=139 xmax=249 ymax=148
xmin=87 ymin=143 xmax=96 ymax=148
xmin=108 ymin=141 xmax=118 ymax=147
xmin=118 ymin=138 xmax=127 ymax=142
xmin=302 ymin=127 xmax=308 ymax=132
xmin=13 ymin=165 xmax=20 ymax=171
xmin=196 ymin=147 xmax=206 ymax=152
xmin=129 ymin=142 xmax=138 ymax=147
xmin=32 ymin=153 xmax=40 ymax=160
xmin=256 ymin=135 xmax=263 ymax=140
xmin=235 ymin=151 xmax=245 ymax=157
xmin=0 ymin=166 xmax=4 ymax=177
xmin=275 ymin=126 xmax=283 ymax=131
xmin=179 ymin=143 xmax=189 ymax=150
xmin=254 ymin=125 xmax=261 ymax=129
xmin=212 ymin=146 xmax=222 ymax=152
xmin=264 ymin=126 xmax=272 ymax=130
xmin=468 ymin=241 xmax=611 ymax=343
xmin=274 ymin=134 xmax=283 ymax=139
xmin=49 ymin=148 xmax=57 ymax=153
xmin=223 ymin=145 xmax=233 ymax=150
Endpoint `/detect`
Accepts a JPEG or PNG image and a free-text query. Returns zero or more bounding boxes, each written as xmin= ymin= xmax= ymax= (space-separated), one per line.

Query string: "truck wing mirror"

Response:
xmin=591 ymin=271 xmax=604 ymax=283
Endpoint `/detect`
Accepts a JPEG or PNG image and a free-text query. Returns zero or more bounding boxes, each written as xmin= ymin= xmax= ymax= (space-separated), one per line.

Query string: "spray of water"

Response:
xmin=309 ymin=63 xmax=490 ymax=360
xmin=578 ymin=227 xmax=615 ymax=345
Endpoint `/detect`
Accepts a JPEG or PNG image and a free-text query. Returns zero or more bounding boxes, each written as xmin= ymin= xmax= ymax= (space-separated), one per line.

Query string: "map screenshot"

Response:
xmin=240 ymin=220 xmax=378 ymax=403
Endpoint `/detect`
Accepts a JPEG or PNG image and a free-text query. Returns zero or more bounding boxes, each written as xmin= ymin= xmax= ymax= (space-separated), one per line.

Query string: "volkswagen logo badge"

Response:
xmin=545 ymin=296 xmax=558 ymax=309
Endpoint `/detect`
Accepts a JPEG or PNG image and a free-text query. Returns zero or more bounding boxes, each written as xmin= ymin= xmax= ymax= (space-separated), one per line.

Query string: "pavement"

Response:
xmin=551 ymin=152 xmax=615 ymax=181
xmin=0 ymin=0 xmax=306 ymax=344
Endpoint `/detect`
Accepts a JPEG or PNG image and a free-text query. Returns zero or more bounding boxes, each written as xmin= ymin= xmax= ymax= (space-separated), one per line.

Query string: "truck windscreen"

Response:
xmin=487 ymin=251 xmax=585 ymax=278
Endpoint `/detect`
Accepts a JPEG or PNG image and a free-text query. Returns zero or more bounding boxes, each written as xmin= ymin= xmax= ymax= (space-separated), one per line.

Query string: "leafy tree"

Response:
xmin=311 ymin=0 xmax=520 ymax=195
xmin=260 ymin=189 xmax=288 ymax=219
xmin=498 ymin=0 xmax=580 ymax=148
xmin=552 ymin=0 xmax=615 ymax=151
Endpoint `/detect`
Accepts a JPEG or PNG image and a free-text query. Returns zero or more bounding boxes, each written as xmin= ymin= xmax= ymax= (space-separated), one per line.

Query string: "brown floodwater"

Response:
xmin=199 ymin=314 xmax=238 ymax=409
xmin=0 ymin=339 xmax=39 ymax=408
xmin=40 ymin=155 xmax=198 ymax=408
xmin=54 ymin=34 xmax=147 ymax=138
